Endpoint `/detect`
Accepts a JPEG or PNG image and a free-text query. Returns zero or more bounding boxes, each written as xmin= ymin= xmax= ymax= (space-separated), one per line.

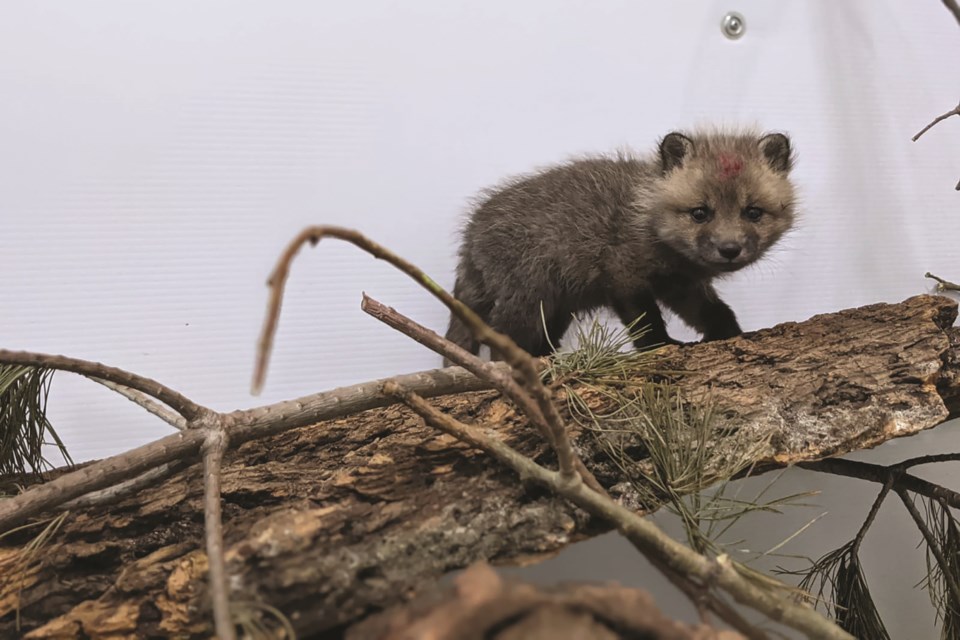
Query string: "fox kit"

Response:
xmin=444 ymin=129 xmax=796 ymax=364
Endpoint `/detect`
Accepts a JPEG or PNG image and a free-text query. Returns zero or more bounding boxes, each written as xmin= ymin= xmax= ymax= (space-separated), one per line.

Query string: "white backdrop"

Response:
xmin=1 ymin=0 xmax=958 ymax=465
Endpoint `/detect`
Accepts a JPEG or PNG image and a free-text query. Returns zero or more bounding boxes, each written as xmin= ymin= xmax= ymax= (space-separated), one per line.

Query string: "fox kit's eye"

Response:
xmin=744 ymin=206 xmax=763 ymax=222
xmin=690 ymin=207 xmax=711 ymax=223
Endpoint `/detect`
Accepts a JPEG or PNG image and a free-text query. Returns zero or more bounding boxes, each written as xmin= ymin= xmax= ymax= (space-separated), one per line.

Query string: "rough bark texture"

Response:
xmin=667 ymin=294 xmax=958 ymax=462
xmin=1 ymin=294 xmax=958 ymax=639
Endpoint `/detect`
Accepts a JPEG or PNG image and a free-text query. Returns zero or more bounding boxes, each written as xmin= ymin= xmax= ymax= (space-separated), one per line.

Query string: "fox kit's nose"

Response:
xmin=718 ymin=243 xmax=742 ymax=260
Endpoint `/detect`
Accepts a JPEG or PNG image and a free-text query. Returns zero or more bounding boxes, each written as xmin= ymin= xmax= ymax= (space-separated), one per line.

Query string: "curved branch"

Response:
xmin=897 ymin=489 xmax=960 ymax=609
xmin=253 ymin=226 xmax=581 ymax=484
xmin=88 ymin=377 xmax=187 ymax=430
xmin=0 ymin=350 xmax=205 ymax=421
xmin=943 ymin=0 xmax=960 ymax=28
xmin=926 ymin=272 xmax=960 ymax=294
xmin=800 ymin=458 xmax=960 ymax=509
xmin=852 ymin=477 xmax=895 ymax=554
xmin=912 ymin=102 xmax=960 ymax=142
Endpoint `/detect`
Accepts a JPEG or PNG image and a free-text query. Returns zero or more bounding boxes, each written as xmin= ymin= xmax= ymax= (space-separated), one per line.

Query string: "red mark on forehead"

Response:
xmin=717 ymin=152 xmax=744 ymax=180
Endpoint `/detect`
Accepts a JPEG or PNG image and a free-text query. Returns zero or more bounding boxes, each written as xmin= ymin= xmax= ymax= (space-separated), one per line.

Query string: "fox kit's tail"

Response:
xmin=442 ymin=265 xmax=491 ymax=367
xmin=442 ymin=274 xmax=482 ymax=367
xmin=442 ymin=316 xmax=478 ymax=368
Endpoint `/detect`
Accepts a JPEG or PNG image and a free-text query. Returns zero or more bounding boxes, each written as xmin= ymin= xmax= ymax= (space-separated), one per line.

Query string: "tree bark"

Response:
xmin=1 ymin=294 xmax=958 ymax=639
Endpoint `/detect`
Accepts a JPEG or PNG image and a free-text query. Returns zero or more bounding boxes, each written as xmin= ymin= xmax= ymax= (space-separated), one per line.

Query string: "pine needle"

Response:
xmin=0 ymin=365 xmax=72 ymax=478
xmin=541 ymin=309 xmax=668 ymax=386
xmin=0 ymin=511 xmax=69 ymax=630
xmin=776 ymin=480 xmax=895 ymax=638
xmin=232 ymin=600 xmax=297 ymax=639
xmin=916 ymin=498 xmax=960 ymax=639
xmin=778 ymin=541 xmax=891 ymax=639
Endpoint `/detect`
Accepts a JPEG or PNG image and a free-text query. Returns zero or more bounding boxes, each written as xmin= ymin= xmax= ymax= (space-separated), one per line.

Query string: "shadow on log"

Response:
xmin=1 ymin=294 xmax=958 ymax=638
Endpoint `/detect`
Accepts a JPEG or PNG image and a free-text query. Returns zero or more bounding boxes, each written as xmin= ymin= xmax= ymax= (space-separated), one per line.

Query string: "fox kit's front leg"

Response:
xmin=610 ymin=290 xmax=681 ymax=349
xmin=654 ymin=278 xmax=741 ymax=342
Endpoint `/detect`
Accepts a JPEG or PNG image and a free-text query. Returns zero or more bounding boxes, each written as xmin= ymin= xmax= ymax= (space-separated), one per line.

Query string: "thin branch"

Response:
xmin=383 ymin=381 xmax=526 ymax=465
xmin=926 ymin=272 xmax=960 ymax=294
xmin=60 ymin=460 xmax=192 ymax=511
xmin=361 ymin=294 xmax=605 ymax=495
xmin=852 ymin=477 xmax=895 ymax=554
xmin=913 ymin=102 xmax=960 ymax=142
xmin=943 ymin=0 xmax=960 ymax=28
xmin=88 ymin=377 xmax=187 ymax=430
xmin=0 ymin=350 xmax=205 ymax=421
xmin=897 ymin=489 xmax=960 ymax=608
xmin=0 ymin=429 xmax=204 ymax=533
xmin=800 ymin=458 xmax=960 ymax=510
xmin=361 ymin=294 xmax=500 ymax=381
xmin=202 ymin=423 xmax=235 ymax=640
xmin=387 ymin=383 xmax=852 ymax=640
xmin=253 ymin=226 xmax=581 ymax=486
xmin=0 ymin=364 xmax=493 ymax=533
xmin=649 ymin=553 xmax=771 ymax=640
xmin=897 ymin=452 xmax=960 ymax=470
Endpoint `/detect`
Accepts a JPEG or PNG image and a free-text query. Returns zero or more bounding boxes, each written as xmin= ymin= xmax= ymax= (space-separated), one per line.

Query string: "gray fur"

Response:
xmin=444 ymin=128 xmax=797 ymax=364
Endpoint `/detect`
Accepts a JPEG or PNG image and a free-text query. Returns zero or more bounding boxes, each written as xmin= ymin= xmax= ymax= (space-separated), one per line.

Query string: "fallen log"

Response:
xmin=1 ymin=294 xmax=958 ymax=638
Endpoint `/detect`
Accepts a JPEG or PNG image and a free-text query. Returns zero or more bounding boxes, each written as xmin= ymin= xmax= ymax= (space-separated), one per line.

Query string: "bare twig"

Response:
xmin=800 ymin=458 xmax=960 ymax=509
xmin=897 ymin=489 xmax=960 ymax=609
xmin=943 ymin=0 xmax=960 ymax=28
xmin=913 ymin=102 xmax=960 ymax=142
xmin=853 ymin=477 xmax=895 ymax=554
xmin=386 ymin=383 xmax=852 ymax=640
xmin=202 ymin=422 xmax=235 ymax=640
xmin=926 ymin=272 xmax=960 ymax=293
xmin=897 ymin=451 xmax=960 ymax=469
xmin=60 ymin=460 xmax=193 ymax=511
xmin=88 ymin=377 xmax=187 ymax=430
xmin=254 ymin=226 xmax=581 ymax=486
xmin=361 ymin=295 xmax=481 ymax=370
xmin=0 ymin=350 xmax=205 ymax=421
xmin=649 ymin=553 xmax=770 ymax=640
xmin=0 ymin=429 xmax=203 ymax=533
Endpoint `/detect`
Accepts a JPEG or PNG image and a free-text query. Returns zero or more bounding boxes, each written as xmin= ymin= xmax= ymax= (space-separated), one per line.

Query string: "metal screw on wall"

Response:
xmin=722 ymin=12 xmax=746 ymax=40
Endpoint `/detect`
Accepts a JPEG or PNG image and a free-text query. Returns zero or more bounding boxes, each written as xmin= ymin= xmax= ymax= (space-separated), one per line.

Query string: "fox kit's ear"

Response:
xmin=659 ymin=132 xmax=694 ymax=173
xmin=759 ymin=133 xmax=792 ymax=173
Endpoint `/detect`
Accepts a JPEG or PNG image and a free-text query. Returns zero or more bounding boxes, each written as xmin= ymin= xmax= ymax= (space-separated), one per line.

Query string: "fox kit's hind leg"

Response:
xmin=485 ymin=295 xmax=573 ymax=361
